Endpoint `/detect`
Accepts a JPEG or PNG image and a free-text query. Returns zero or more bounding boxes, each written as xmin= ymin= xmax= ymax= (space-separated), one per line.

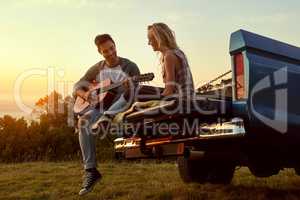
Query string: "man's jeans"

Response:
xmin=78 ymin=95 xmax=127 ymax=169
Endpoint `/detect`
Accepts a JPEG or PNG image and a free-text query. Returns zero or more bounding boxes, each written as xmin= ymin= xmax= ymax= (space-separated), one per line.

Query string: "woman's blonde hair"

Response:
xmin=148 ymin=23 xmax=179 ymax=50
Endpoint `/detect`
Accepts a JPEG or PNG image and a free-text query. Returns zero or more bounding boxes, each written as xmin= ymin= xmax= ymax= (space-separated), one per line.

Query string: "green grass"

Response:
xmin=0 ymin=161 xmax=300 ymax=200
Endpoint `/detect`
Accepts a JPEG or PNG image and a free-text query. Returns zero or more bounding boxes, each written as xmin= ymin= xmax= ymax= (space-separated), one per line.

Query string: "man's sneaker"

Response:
xmin=78 ymin=169 xmax=102 ymax=196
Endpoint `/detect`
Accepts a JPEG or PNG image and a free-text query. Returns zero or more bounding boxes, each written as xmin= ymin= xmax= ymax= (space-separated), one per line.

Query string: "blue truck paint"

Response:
xmin=230 ymin=29 xmax=300 ymax=137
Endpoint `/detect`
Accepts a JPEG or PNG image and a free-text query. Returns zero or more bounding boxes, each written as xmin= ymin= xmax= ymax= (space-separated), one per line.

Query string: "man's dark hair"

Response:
xmin=94 ymin=34 xmax=115 ymax=46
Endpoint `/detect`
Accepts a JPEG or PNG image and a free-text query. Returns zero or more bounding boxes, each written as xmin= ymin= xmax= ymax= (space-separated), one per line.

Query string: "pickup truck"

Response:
xmin=113 ymin=29 xmax=300 ymax=184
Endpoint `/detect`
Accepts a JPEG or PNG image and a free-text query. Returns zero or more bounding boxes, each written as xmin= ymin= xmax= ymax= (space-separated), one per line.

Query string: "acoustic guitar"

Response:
xmin=73 ymin=73 xmax=154 ymax=115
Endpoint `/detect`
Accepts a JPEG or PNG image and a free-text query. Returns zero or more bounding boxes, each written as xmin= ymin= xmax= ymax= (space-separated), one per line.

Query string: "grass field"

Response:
xmin=0 ymin=161 xmax=300 ymax=200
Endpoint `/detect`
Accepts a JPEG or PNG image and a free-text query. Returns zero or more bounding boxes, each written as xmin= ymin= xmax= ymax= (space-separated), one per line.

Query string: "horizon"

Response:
xmin=1 ymin=0 xmax=300 ymax=117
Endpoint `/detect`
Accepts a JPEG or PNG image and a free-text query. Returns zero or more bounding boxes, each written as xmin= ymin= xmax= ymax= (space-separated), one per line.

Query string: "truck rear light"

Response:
xmin=234 ymin=53 xmax=245 ymax=99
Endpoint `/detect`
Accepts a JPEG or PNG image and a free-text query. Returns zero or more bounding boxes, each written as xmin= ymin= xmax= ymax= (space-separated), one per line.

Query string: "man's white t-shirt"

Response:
xmin=99 ymin=65 xmax=127 ymax=83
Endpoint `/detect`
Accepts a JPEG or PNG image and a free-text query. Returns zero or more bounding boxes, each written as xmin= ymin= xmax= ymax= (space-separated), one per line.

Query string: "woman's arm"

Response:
xmin=161 ymin=52 xmax=177 ymax=96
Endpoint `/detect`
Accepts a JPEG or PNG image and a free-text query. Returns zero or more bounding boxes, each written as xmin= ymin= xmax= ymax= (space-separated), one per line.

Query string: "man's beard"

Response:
xmin=106 ymin=55 xmax=118 ymax=66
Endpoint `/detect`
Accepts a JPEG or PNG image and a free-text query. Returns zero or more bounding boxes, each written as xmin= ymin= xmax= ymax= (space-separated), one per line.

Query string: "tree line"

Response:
xmin=0 ymin=91 xmax=114 ymax=163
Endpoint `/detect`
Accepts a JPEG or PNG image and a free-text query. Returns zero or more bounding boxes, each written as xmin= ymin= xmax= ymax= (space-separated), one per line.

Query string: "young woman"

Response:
xmin=147 ymin=23 xmax=194 ymax=98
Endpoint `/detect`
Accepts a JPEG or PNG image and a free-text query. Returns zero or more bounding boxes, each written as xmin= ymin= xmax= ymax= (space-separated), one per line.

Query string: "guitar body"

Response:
xmin=97 ymin=79 xmax=115 ymax=109
xmin=73 ymin=96 xmax=90 ymax=115
xmin=74 ymin=79 xmax=116 ymax=116
xmin=73 ymin=73 xmax=155 ymax=116
xmin=97 ymin=79 xmax=117 ymax=110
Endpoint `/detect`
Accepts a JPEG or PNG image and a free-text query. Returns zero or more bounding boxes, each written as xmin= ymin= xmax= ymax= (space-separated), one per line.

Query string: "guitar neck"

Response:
xmin=91 ymin=73 xmax=154 ymax=94
xmin=99 ymin=82 xmax=123 ymax=93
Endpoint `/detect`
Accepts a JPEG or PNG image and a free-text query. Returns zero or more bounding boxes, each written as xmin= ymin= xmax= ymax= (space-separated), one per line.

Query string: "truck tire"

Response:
xmin=294 ymin=168 xmax=300 ymax=176
xmin=246 ymin=150 xmax=281 ymax=178
xmin=177 ymin=156 xmax=208 ymax=183
xmin=248 ymin=165 xmax=280 ymax=177
xmin=247 ymin=157 xmax=280 ymax=177
xmin=177 ymin=157 xmax=235 ymax=184
xmin=207 ymin=163 xmax=236 ymax=184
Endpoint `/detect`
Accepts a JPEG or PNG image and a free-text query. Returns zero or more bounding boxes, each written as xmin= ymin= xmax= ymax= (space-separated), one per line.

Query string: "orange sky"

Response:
xmin=1 ymin=0 xmax=300 ymax=116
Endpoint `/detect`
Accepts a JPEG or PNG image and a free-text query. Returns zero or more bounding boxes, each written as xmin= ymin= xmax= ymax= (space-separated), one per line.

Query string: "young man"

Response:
xmin=73 ymin=34 xmax=140 ymax=195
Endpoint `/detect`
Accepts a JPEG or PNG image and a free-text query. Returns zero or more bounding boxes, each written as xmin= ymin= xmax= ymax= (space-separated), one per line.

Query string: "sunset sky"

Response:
xmin=1 ymin=0 xmax=300 ymax=117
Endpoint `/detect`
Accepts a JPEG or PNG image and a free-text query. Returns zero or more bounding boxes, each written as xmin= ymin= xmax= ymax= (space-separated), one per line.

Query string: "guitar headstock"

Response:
xmin=132 ymin=73 xmax=155 ymax=83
